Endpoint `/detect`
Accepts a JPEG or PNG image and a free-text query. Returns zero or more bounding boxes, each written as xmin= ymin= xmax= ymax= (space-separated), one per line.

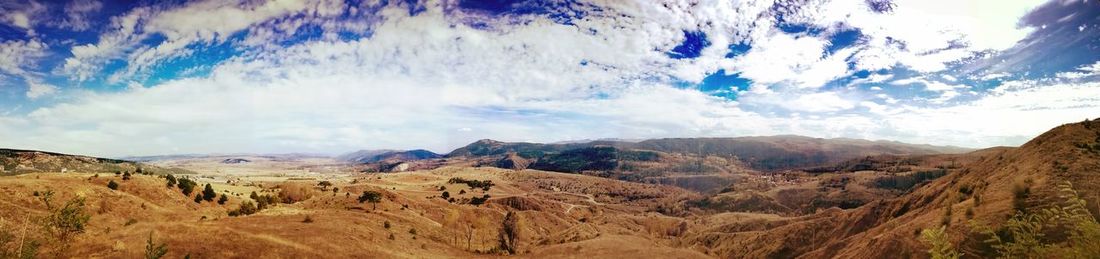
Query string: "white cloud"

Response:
xmin=1056 ymin=61 xmax=1100 ymax=79
xmin=1 ymin=0 xmax=1094 ymax=157
xmin=63 ymin=0 xmax=331 ymax=82
xmin=25 ymin=81 xmax=57 ymax=99
xmin=730 ymin=31 xmax=850 ymax=89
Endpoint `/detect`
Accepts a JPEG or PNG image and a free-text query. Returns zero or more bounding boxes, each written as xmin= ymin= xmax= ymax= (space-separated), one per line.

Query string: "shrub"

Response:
xmin=217 ymin=194 xmax=228 ymax=205
xmin=144 ymin=233 xmax=168 ymax=259
xmin=107 ymin=180 xmax=119 ymax=190
xmin=302 ymin=215 xmax=313 ymax=223
xmin=177 ymin=178 xmax=197 ymax=196
xmin=122 ymin=172 xmax=132 ymax=180
xmin=193 ymin=194 xmax=202 ymax=203
xmin=469 ymin=194 xmax=490 ymax=206
xmin=441 ymin=191 xmax=450 ymax=199
xmin=39 ymin=192 xmax=91 ymax=254
xmin=1011 ymin=179 xmax=1031 ymax=212
xmin=974 ymin=182 xmax=1100 ymax=258
xmin=165 ymin=174 xmax=177 ymax=188
xmin=230 ymin=200 xmax=258 ymax=216
xmin=448 ymin=178 xmax=495 ymax=190
xmin=919 ymin=225 xmax=961 ymax=259
xmin=408 ymin=228 xmax=417 ymax=235
xmin=317 ymin=181 xmax=333 ymax=190
xmin=278 ymin=182 xmax=315 ymax=204
xmin=202 ymin=184 xmax=216 ymax=202
xmin=384 ymin=221 xmax=391 ymax=229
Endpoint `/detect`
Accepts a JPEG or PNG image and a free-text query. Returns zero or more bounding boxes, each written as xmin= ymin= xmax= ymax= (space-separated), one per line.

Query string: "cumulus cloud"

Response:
xmin=0 ymin=0 xmax=1095 ymax=157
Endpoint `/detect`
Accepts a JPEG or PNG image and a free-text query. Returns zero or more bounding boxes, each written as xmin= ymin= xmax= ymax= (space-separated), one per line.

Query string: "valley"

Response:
xmin=2 ymin=120 xmax=1099 ymax=258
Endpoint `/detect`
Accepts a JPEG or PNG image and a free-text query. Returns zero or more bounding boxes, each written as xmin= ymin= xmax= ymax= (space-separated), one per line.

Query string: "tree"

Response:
xmin=441 ymin=191 xmax=450 ymax=199
xmin=193 ymin=194 xmax=202 ymax=203
xmin=217 ymin=194 xmax=228 ymax=205
xmin=122 ymin=171 xmax=132 ymax=180
xmin=358 ymin=191 xmax=382 ymax=210
xmin=317 ymin=181 xmax=333 ymax=191
xmin=165 ymin=174 xmax=177 ymax=188
xmin=144 ymin=232 xmax=167 ymax=259
xmin=201 ymin=184 xmax=216 ymax=202
xmin=107 ymin=180 xmax=119 ymax=190
xmin=39 ymin=192 xmax=90 ymax=256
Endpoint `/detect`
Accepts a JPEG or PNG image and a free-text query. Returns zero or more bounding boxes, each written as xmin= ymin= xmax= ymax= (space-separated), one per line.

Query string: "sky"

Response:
xmin=0 ymin=0 xmax=1098 ymax=157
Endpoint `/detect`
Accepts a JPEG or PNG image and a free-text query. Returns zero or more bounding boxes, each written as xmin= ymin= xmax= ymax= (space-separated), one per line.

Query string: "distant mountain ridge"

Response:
xmin=337 ymin=149 xmax=442 ymax=164
xmin=446 ymin=135 xmax=973 ymax=171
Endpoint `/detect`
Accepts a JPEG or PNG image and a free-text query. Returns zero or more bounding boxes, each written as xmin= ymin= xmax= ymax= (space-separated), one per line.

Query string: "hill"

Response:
xmin=0 ymin=148 xmax=191 ymax=176
xmin=447 ymin=136 xmax=971 ymax=171
xmin=681 ymin=118 xmax=1100 ymax=258
xmin=338 ymin=149 xmax=443 ymax=164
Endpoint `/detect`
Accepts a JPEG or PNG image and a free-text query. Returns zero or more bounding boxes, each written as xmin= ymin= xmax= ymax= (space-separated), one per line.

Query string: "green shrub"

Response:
xmin=974 ymin=182 xmax=1100 ymax=258
xmin=177 ymin=178 xmax=197 ymax=196
xmin=202 ymin=184 xmax=216 ymax=202
xmin=919 ymin=225 xmax=961 ymax=259
xmin=144 ymin=233 xmax=167 ymax=259
xmin=165 ymin=174 xmax=177 ymax=188
xmin=107 ymin=180 xmax=119 ymax=190
xmin=217 ymin=194 xmax=228 ymax=205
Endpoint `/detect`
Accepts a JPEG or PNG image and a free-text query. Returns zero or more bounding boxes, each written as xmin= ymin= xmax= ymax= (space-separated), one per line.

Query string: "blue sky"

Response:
xmin=1 ymin=0 xmax=1099 ymax=157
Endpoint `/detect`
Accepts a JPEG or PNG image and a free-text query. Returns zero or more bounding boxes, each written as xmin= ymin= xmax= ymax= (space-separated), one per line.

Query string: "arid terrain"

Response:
xmin=2 ymin=120 xmax=1099 ymax=258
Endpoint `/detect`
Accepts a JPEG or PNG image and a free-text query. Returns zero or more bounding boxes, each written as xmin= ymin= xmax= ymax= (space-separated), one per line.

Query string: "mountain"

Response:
xmin=447 ymin=135 xmax=972 ymax=171
xmin=338 ymin=149 xmax=442 ymax=164
xmin=684 ymin=118 xmax=1100 ymax=258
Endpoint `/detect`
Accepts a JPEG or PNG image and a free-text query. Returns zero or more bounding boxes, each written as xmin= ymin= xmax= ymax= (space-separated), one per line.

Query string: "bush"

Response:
xmin=448 ymin=178 xmax=495 ymax=190
xmin=202 ymin=184 xmax=216 ymax=202
xmin=217 ymin=194 xmax=228 ymax=205
xmin=165 ymin=174 xmax=177 ymax=188
xmin=122 ymin=172 xmax=132 ymax=180
xmin=144 ymin=233 xmax=168 ymax=259
xmin=39 ymin=192 xmax=91 ymax=254
xmin=107 ymin=180 xmax=119 ymax=190
xmin=302 ymin=215 xmax=313 ymax=223
xmin=975 ymin=182 xmax=1100 ymax=258
xmin=384 ymin=221 xmax=391 ymax=229
xmin=441 ymin=191 xmax=450 ymax=199
xmin=469 ymin=194 xmax=490 ymax=206
xmin=919 ymin=225 xmax=960 ymax=259
xmin=230 ymin=200 xmax=258 ymax=216
xmin=193 ymin=194 xmax=202 ymax=203
xmin=177 ymin=178 xmax=197 ymax=196
xmin=278 ymin=182 xmax=315 ymax=204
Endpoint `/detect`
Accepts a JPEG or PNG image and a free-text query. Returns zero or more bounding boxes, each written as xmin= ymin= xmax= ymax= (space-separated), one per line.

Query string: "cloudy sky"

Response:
xmin=1 ymin=0 xmax=1098 ymax=157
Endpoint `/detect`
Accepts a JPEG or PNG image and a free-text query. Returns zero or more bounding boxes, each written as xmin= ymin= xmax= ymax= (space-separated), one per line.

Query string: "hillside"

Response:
xmin=680 ymin=118 xmax=1100 ymax=258
xmin=339 ymin=149 xmax=443 ymax=164
xmin=447 ymin=136 xmax=970 ymax=171
xmin=0 ymin=148 xmax=191 ymax=176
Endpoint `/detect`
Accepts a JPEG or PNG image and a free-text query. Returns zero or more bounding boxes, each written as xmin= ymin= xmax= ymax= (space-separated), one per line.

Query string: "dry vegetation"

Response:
xmin=2 ymin=119 xmax=1099 ymax=258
